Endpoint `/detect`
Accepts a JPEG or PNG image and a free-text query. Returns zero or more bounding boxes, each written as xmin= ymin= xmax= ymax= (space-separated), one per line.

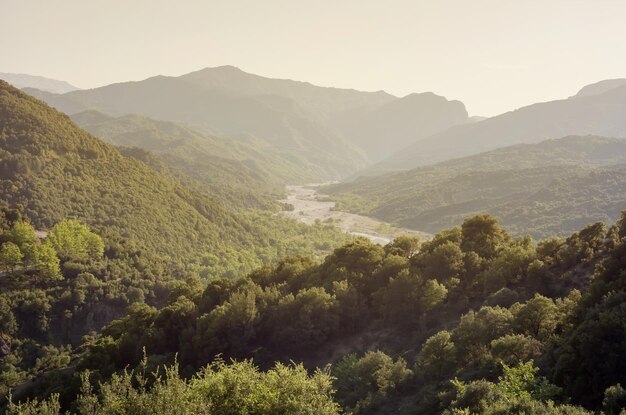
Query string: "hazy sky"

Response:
xmin=2 ymin=0 xmax=626 ymax=116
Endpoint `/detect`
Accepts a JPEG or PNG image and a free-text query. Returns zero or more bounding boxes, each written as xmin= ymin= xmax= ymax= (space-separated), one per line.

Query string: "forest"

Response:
xmin=326 ymin=136 xmax=626 ymax=238
xmin=2 ymin=203 xmax=626 ymax=413
xmin=1 ymin=65 xmax=626 ymax=414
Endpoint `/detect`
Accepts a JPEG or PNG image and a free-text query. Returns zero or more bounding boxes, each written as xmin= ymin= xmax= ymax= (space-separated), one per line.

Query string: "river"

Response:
xmin=279 ymin=184 xmax=430 ymax=245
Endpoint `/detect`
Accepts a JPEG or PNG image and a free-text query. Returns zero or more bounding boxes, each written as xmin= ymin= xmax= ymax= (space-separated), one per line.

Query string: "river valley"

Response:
xmin=279 ymin=184 xmax=430 ymax=245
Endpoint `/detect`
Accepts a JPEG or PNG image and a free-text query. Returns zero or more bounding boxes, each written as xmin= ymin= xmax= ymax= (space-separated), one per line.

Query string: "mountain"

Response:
xmin=178 ymin=65 xmax=395 ymax=120
xmin=0 ymin=72 xmax=79 ymax=94
xmin=23 ymin=70 xmax=371 ymax=180
xmin=25 ymin=66 xmax=471 ymax=178
xmin=0 ymin=80 xmax=246 ymax=261
xmin=181 ymin=67 xmax=469 ymax=162
xmin=368 ymin=81 xmax=626 ymax=174
xmin=0 ymin=81 xmax=350 ymax=273
xmin=575 ymin=78 xmax=626 ymax=97
xmin=325 ymin=136 xmax=626 ymax=237
xmin=330 ymin=92 xmax=468 ymax=161
xmin=70 ymin=110 xmax=310 ymax=209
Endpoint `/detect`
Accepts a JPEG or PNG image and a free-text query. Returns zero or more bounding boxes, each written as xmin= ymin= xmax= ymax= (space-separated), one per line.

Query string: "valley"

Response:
xmin=279 ymin=184 xmax=430 ymax=244
xmin=3 ymin=7 xmax=626 ymax=412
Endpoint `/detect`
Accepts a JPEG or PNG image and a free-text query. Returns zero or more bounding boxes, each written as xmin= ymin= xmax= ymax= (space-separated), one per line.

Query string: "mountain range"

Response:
xmin=22 ymin=66 xmax=469 ymax=176
xmin=0 ymin=72 xmax=80 ymax=94
xmin=365 ymin=81 xmax=626 ymax=174
xmin=0 ymin=80 xmax=349 ymax=275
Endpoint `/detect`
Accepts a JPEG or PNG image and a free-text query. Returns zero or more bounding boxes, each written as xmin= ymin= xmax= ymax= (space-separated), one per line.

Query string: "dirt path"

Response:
xmin=279 ymin=184 xmax=431 ymax=245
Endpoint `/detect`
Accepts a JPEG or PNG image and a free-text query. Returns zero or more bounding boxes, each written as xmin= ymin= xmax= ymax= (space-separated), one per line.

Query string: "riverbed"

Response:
xmin=279 ymin=184 xmax=430 ymax=245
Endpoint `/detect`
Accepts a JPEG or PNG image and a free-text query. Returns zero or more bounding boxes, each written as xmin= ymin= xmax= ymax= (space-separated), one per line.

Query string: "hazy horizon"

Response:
xmin=3 ymin=0 xmax=626 ymax=116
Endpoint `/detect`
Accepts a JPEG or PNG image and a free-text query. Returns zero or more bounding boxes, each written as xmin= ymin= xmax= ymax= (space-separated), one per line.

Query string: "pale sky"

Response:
xmin=2 ymin=0 xmax=626 ymax=116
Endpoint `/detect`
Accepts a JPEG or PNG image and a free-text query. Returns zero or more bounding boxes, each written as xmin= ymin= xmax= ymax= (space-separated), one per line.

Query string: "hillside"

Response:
xmin=0 ymin=72 xmax=79 ymax=94
xmin=25 ymin=66 xmax=471 ymax=176
xmin=330 ymin=92 xmax=468 ymax=162
xmin=23 ymin=73 xmax=370 ymax=180
xmin=178 ymin=65 xmax=395 ymax=119
xmin=368 ymin=81 xmax=626 ymax=174
xmin=0 ymin=82 xmax=351 ymax=271
xmin=70 ymin=110 xmax=308 ymax=209
xmin=2 ymin=82 xmax=625 ymax=415
xmin=326 ymin=136 xmax=626 ymax=237
xmin=7 ymin=212 xmax=626 ymax=414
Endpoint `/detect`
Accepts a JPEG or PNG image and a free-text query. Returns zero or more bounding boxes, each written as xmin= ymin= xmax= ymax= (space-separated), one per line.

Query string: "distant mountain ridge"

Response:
xmin=179 ymin=65 xmax=396 ymax=119
xmin=366 ymin=81 xmax=626 ymax=174
xmin=0 ymin=72 xmax=80 ymax=94
xmin=575 ymin=78 xmax=626 ymax=97
xmin=330 ymin=91 xmax=468 ymax=161
xmin=25 ymin=66 xmax=469 ymax=178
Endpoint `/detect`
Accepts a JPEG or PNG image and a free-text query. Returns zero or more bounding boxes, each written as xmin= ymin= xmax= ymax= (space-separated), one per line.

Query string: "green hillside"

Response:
xmin=71 ymin=111 xmax=308 ymax=209
xmin=6 ymin=212 xmax=626 ymax=414
xmin=24 ymin=73 xmax=370 ymax=180
xmin=0 ymin=82 xmax=350 ymax=269
xmin=326 ymin=136 xmax=626 ymax=237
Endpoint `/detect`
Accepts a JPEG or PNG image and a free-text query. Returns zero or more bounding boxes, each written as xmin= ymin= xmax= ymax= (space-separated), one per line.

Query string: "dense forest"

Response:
xmin=326 ymin=136 xmax=626 ymax=238
xmin=2 ymin=78 xmax=626 ymax=415
xmin=70 ymin=110 xmax=319 ymax=210
xmin=3 ymin=204 xmax=626 ymax=413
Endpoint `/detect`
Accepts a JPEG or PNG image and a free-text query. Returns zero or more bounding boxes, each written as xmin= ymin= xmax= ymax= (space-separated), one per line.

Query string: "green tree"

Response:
xmin=47 ymin=220 xmax=104 ymax=261
xmin=413 ymin=240 xmax=464 ymax=284
xmin=0 ymin=242 xmax=23 ymax=271
xmin=384 ymin=235 xmax=421 ymax=258
xmin=461 ymin=214 xmax=510 ymax=260
xmin=416 ymin=331 xmax=457 ymax=380
xmin=603 ymin=383 xmax=626 ymax=415
xmin=376 ymin=269 xmax=447 ymax=327
xmin=6 ymin=221 xmax=37 ymax=263
xmin=33 ymin=240 xmax=61 ymax=281
xmin=334 ymin=350 xmax=412 ymax=413
xmin=490 ymin=334 xmax=542 ymax=366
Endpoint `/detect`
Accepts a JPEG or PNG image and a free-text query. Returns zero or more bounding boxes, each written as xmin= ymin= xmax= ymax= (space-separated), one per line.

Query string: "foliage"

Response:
xmin=326 ymin=136 xmax=626 ymax=238
xmin=6 ymin=359 xmax=340 ymax=415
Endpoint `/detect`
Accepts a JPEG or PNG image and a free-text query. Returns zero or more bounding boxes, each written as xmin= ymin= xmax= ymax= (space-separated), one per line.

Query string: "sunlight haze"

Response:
xmin=3 ymin=0 xmax=626 ymax=115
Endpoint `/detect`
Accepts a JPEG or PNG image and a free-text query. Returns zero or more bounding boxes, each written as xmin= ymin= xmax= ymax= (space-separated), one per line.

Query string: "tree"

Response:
xmin=511 ymin=295 xmax=561 ymax=342
xmin=480 ymin=236 xmax=536 ymax=293
xmin=47 ymin=220 xmax=104 ymax=261
xmin=384 ymin=235 xmax=420 ymax=258
xmin=376 ymin=269 xmax=447 ymax=327
xmin=490 ymin=334 xmax=542 ymax=366
xmin=416 ymin=331 xmax=457 ymax=380
xmin=334 ymin=351 xmax=412 ymax=412
xmin=461 ymin=214 xmax=510 ymax=260
xmin=6 ymin=221 xmax=37 ymax=262
xmin=618 ymin=210 xmax=626 ymax=239
xmin=33 ymin=240 xmax=61 ymax=281
xmin=0 ymin=242 xmax=23 ymax=271
xmin=603 ymin=384 xmax=626 ymax=415
xmin=413 ymin=240 xmax=464 ymax=284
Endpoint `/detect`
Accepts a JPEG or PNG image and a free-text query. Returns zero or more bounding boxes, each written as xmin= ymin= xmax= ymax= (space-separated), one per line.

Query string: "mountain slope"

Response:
xmin=326 ymin=136 xmax=626 ymax=237
xmin=330 ymin=92 xmax=468 ymax=161
xmin=179 ymin=65 xmax=395 ymax=120
xmin=23 ymin=74 xmax=369 ymax=180
xmin=70 ymin=111 xmax=309 ymax=209
xmin=0 ymin=80 xmax=248 ymax=262
xmin=370 ymin=82 xmax=626 ymax=173
xmin=25 ymin=66 xmax=472 ymax=177
xmin=0 ymin=72 xmax=79 ymax=94
xmin=0 ymin=81 xmax=352 ymax=276
xmin=575 ymin=78 xmax=626 ymax=97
